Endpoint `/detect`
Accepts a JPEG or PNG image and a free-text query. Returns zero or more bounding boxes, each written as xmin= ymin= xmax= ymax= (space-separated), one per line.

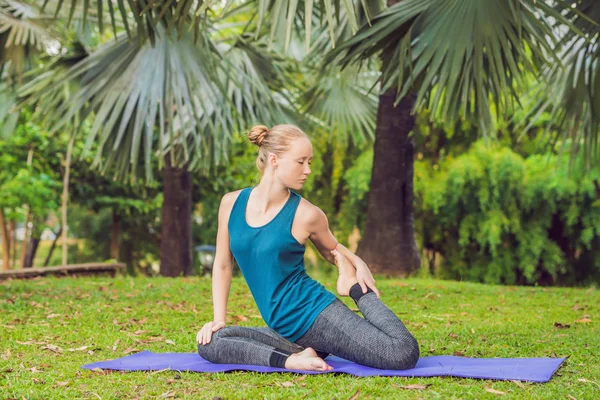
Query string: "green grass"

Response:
xmin=1 ymin=272 xmax=598 ymax=399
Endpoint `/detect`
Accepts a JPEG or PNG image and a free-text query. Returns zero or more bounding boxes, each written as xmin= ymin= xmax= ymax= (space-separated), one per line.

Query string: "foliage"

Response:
xmin=0 ymin=113 xmax=60 ymax=220
xmin=415 ymin=141 xmax=600 ymax=286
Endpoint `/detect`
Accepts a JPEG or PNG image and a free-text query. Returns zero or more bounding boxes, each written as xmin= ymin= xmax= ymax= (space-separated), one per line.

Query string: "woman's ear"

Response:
xmin=268 ymin=152 xmax=278 ymax=168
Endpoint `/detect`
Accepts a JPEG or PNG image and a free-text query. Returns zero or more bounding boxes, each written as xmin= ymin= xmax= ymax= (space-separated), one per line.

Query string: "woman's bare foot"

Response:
xmin=333 ymin=250 xmax=358 ymax=297
xmin=284 ymin=347 xmax=333 ymax=371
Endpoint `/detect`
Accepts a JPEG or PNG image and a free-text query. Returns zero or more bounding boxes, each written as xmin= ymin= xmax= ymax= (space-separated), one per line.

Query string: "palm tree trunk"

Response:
xmin=110 ymin=210 xmax=120 ymax=261
xmin=0 ymin=209 xmax=10 ymax=271
xmin=356 ymin=89 xmax=420 ymax=276
xmin=159 ymin=157 xmax=193 ymax=277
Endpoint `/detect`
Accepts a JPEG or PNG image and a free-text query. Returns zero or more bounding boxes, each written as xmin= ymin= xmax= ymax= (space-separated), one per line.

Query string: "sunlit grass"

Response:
xmin=1 ymin=271 xmax=598 ymax=399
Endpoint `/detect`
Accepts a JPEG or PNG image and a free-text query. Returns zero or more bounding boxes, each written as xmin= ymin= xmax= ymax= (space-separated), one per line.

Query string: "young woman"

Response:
xmin=196 ymin=124 xmax=420 ymax=371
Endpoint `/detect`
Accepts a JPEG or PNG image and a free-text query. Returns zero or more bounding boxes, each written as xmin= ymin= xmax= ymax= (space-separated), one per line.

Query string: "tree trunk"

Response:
xmin=10 ymin=219 xmax=16 ymax=268
xmin=24 ymin=237 xmax=40 ymax=268
xmin=62 ymin=135 xmax=75 ymax=266
xmin=159 ymin=157 xmax=193 ymax=277
xmin=110 ymin=210 xmax=121 ymax=261
xmin=356 ymin=90 xmax=421 ymax=276
xmin=19 ymin=209 xmax=32 ymax=268
xmin=43 ymin=226 xmax=62 ymax=267
xmin=0 ymin=209 xmax=10 ymax=271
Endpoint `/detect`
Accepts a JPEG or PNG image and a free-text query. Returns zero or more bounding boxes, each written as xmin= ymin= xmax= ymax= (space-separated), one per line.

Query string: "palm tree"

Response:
xmin=5 ymin=1 xmax=380 ymax=276
xmin=307 ymin=0 xmax=580 ymax=275
xmin=20 ymin=22 xmax=297 ymax=276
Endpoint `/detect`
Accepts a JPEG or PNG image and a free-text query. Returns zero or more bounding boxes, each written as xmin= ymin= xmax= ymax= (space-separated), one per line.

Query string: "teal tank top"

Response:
xmin=228 ymin=186 xmax=336 ymax=342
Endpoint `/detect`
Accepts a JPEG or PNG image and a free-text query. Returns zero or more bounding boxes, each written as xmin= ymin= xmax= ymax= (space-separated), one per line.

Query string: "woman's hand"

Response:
xmin=331 ymin=248 xmax=380 ymax=299
xmin=197 ymin=320 xmax=226 ymax=345
xmin=354 ymin=262 xmax=380 ymax=299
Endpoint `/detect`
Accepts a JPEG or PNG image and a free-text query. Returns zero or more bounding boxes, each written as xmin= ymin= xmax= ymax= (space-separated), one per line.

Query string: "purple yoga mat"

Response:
xmin=81 ymin=351 xmax=565 ymax=382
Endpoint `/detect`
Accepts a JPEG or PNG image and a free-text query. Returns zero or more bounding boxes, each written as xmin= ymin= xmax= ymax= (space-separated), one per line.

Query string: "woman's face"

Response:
xmin=273 ymin=137 xmax=313 ymax=190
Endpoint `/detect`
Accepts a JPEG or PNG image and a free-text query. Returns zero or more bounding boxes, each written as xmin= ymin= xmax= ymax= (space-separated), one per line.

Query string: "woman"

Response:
xmin=196 ymin=124 xmax=419 ymax=371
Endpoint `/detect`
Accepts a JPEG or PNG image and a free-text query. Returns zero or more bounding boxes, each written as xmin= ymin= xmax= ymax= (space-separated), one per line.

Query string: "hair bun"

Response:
xmin=248 ymin=125 xmax=269 ymax=147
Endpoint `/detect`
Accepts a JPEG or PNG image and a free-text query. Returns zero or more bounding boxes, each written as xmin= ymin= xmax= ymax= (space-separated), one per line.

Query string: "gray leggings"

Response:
xmin=197 ymin=291 xmax=420 ymax=370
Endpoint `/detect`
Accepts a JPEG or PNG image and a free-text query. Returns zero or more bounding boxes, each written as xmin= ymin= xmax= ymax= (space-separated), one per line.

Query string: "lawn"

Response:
xmin=1 ymin=271 xmax=598 ymax=399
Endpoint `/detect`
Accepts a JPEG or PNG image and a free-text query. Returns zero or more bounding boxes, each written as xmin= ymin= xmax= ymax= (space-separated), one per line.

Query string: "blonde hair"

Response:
xmin=248 ymin=124 xmax=308 ymax=173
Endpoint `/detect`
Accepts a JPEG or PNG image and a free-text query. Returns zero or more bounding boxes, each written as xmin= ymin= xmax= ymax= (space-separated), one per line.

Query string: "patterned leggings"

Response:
xmin=197 ymin=285 xmax=420 ymax=370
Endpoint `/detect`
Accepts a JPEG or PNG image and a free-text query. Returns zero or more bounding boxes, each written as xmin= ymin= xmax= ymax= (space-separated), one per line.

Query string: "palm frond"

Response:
xmin=253 ymin=0 xmax=380 ymax=53
xmin=327 ymin=0 xmax=579 ymax=134
xmin=36 ymin=0 xmax=226 ymax=45
xmin=522 ymin=0 xmax=600 ymax=166
xmin=299 ymin=63 xmax=378 ymax=146
xmin=18 ymin=24 xmax=293 ymax=181
xmin=0 ymin=0 xmax=57 ymax=78
xmin=0 ymin=82 xmax=19 ymax=136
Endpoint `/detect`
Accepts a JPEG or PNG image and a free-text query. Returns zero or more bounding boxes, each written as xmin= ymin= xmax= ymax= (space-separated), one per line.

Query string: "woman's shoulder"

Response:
xmin=221 ymin=188 xmax=247 ymax=209
xmin=296 ymin=196 xmax=325 ymax=225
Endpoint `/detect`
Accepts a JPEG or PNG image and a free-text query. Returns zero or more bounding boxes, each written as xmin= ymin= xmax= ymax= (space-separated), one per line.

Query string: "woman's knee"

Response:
xmin=382 ymin=336 xmax=420 ymax=370
xmin=196 ymin=329 xmax=225 ymax=361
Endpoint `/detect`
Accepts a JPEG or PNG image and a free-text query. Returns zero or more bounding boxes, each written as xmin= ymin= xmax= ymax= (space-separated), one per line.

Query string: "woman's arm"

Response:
xmin=307 ymin=205 xmax=380 ymax=297
xmin=211 ymin=192 xmax=237 ymax=323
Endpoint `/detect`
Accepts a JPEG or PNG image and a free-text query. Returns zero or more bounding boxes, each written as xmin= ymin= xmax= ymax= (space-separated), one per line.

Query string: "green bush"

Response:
xmin=416 ymin=141 xmax=600 ymax=286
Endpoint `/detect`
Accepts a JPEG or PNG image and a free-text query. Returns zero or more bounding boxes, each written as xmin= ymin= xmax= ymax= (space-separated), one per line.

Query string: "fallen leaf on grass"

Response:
xmin=485 ymin=388 xmax=506 ymax=395
xmin=112 ymin=339 xmax=120 ymax=351
xmin=46 ymin=313 xmax=60 ymax=319
xmin=143 ymin=336 xmax=165 ymax=343
xmin=133 ymin=330 xmax=148 ymax=335
xmin=553 ymin=322 xmax=570 ymax=329
xmin=165 ymin=339 xmax=175 ymax=345
xmin=279 ymin=381 xmax=294 ymax=387
xmin=159 ymin=391 xmax=175 ymax=398
xmin=123 ymin=348 xmax=139 ymax=355
xmin=511 ymin=380 xmax=527 ymax=389
xmin=575 ymin=318 xmax=592 ymax=323
xmin=27 ymin=367 xmax=42 ymax=373
xmin=349 ymin=389 xmax=360 ymax=400
xmin=392 ymin=383 xmax=431 ymax=390
xmin=67 ymin=346 xmax=89 ymax=352
xmin=448 ymin=333 xmax=458 ymax=338
xmin=453 ymin=351 xmax=466 ymax=357
xmin=55 ymin=381 xmax=70 ymax=387
xmin=42 ymin=344 xmax=63 ymax=353
xmin=567 ymin=395 xmax=577 ymax=400
xmin=150 ymin=368 xmax=171 ymax=375
xmin=577 ymin=378 xmax=600 ymax=389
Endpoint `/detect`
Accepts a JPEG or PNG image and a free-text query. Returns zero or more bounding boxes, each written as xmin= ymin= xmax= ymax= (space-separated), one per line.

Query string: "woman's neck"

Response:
xmin=252 ymin=181 xmax=290 ymax=213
